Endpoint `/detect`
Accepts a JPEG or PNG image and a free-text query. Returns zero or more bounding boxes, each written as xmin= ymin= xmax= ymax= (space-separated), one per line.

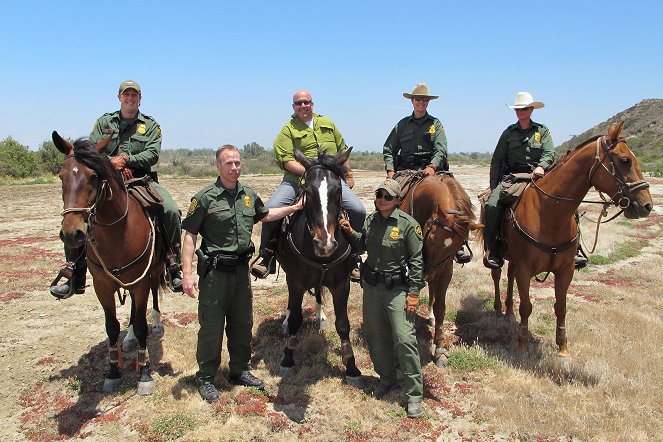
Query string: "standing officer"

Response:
xmin=383 ymin=82 xmax=470 ymax=263
xmin=340 ymin=178 xmax=425 ymax=419
xmin=250 ymin=89 xmax=366 ymax=280
xmin=50 ymin=80 xmax=184 ymax=298
xmin=181 ymin=144 xmax=302 ymax=403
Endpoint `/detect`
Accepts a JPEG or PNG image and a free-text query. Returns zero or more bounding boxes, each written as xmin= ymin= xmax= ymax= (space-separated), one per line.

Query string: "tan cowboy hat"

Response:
xmin=403 ymin=83 xmax=439 ymax=100
xmin=507 ymin=91 xmax=544 ymax=109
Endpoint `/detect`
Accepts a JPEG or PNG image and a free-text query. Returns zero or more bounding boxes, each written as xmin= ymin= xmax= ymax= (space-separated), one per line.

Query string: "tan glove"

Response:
xmin=340 ymin=219 xmax=354 ymax=235
xmin=404 ymin=293 xmax=419 ymax=316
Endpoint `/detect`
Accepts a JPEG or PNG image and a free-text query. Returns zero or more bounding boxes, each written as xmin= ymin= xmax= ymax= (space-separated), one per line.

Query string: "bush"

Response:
xmin=0 ymin=137 xmax=37 ymax=178
xmin=37 ymin=140 xmax=64 ymax=175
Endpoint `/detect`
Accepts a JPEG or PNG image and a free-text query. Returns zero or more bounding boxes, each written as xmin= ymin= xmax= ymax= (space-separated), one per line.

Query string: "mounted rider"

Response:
xmin=50 ymin=80 xmax=184 ymax=298
xmin=483 ymin=91 xmax=587 ymax=269
xmin=383 ymin=83 xmax=471 ymax=264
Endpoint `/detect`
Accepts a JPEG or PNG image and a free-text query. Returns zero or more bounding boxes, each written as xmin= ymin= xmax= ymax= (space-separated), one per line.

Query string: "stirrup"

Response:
xmin=250 ymin=254 xmax=274 ymax=279
xmin=50 ymin=264 xmax=78 ymax=299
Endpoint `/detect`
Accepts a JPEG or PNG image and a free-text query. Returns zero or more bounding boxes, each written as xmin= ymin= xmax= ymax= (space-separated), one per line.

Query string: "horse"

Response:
xmin=54 ymin=131 xmax=165 ymax=395
xmin=400 ymin=173 xmax=481 ymax=367
xmin=482 ymin=122 xmax=652 ymax=356
xmin=275 ymin=148 xmax=363 ymax=388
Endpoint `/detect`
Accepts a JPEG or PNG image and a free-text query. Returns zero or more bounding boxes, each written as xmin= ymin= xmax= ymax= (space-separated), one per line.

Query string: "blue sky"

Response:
xmin=1 ymin=1 xmax=661 ymax=153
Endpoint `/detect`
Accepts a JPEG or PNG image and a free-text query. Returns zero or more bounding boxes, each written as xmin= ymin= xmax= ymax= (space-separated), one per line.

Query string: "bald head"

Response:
xmin=292 ymin=90 xmax=314 ymax=122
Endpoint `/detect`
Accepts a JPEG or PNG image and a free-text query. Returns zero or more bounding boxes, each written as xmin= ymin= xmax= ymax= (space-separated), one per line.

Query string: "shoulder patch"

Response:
xmin=187 ymin=198 xmax=198 ymax=216
xmin=389 ymin=226 xmax=400 ymax=240
xmin=156 ymin=125 xmax=162 ymax=138
xmin=415 ymin=225 xmax=423 ymax=238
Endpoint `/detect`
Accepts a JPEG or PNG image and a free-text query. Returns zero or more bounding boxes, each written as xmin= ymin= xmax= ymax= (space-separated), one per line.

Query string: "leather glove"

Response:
xmin=404 ymin=293 xmax=419 ymax=316
xmin=422 ymin=166 xmax=436 ymax=176
xmin=340 ymin=219 xmax=354 ymax=235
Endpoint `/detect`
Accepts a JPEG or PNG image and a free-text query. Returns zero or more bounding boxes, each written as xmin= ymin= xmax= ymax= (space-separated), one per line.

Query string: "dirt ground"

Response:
xmin=1 ymin=167 xmax=662 ymax=441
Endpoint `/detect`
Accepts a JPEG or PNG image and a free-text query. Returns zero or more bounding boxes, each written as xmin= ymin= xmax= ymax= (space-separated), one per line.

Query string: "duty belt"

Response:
xmin=361 ymin=263 xmax=408 ymax=290
xmin=196 ymin=246 xmax=254 ymax=276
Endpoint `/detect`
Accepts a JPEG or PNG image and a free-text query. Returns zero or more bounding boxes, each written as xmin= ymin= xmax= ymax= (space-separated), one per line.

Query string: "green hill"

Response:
xmin=556 ymin=98 xmax=663 ymax=175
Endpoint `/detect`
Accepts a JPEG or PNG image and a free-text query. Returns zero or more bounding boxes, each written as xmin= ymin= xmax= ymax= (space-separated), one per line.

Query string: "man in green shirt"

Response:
xmin=50 ymin=80 xmax=184 ymax=298
xmin=181 ymin=145 xmax=302 ymax=403
xmin=251 ymin=90 xmax=366 ymax=279
xmin=384 ymin=83 xmax=471 ymax=264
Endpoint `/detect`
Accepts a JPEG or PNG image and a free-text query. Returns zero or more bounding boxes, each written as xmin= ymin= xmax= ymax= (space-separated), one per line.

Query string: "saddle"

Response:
xmin=498 ymin=173 xmax=532 ymax=206
xmin=126 ymin=176 xmax=164 ymax=213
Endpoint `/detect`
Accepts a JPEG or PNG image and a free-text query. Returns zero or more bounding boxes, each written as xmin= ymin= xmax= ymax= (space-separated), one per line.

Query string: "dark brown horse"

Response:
xmin=483 ymin=122 xmax=652 ymax=356
xmin=275 ymin=149 xmax=363 ymax=387
xmin=54 ymin=131 xmax=164 ymax=395
xmin=400 ymin=174 xmax=481 ymax=366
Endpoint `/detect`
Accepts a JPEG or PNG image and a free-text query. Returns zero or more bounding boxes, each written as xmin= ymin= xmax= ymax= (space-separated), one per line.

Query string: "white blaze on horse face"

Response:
xmin=317 ymin=177 xmax=333 ymax=246
xmin=443 ymin=238 xmax=453 ymax=248
xmin=72 ymin=166 xmax=79 ymax=174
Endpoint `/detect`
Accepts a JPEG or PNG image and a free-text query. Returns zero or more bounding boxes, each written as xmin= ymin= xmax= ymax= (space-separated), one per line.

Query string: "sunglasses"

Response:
xmin=375 ymin=190 xmax=395 ymax=201
xmin=293 ymin=100 xmax=312 ymax=106
xmin=413 ymin=97 xmax=430 ymax=102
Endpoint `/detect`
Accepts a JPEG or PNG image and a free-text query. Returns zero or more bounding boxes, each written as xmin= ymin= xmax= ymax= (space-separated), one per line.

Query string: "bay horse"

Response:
xmin=275 ymin=148 xmax=363 ymax=387
xmin=54 ymin=131 xmax=165 ymax=395
xmin=400 ymin=173 xmax=481 ymax=367
xmin=483 ymin=122 xmax=652 ymax=356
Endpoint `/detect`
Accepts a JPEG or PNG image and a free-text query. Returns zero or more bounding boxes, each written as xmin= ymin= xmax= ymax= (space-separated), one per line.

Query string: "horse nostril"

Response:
xmin=645 ymin=202 xmax=653 ymax=212
xmin=59 ymin=230 xmax=65 ymax=242
xmin=74 ymin=229 xmax=86 ymax=243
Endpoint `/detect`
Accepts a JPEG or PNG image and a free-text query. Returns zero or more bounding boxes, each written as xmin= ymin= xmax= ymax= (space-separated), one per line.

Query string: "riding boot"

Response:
xmin=50 ymin=248 xmax=87 ymax=299
xmin=166 ymin=253 xmax=183 ymax=292
xmin=454 ymin=242 xmax=472 ymax=264
xmin=250 ymin=246 xmax=276 ymax=279
xmin=483 ymin=241 xmax=503 ymax=269
xmin=350 ymin=253 xmax=362 ymax=282
xmin=574 ymin=211 xmax=588 ymax=270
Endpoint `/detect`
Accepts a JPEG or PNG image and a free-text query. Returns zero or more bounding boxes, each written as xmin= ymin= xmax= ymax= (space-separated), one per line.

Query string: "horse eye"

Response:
xmin=89 ymin=174 xmax=99 ymax=183
xmin=620 ymin=157 xmax=631 ymax=166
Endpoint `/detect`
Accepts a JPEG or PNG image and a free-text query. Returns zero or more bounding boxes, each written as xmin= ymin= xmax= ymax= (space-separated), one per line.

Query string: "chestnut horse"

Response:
xmin=54 ymin=131 xmax=164 ymax=395
xmin=483 ymin=122 xmax=652 ymax=356
xmin=400 ymin=173 xmax=481 ymax=366
xmin=275 ymin=149 xmax=363 ymax=387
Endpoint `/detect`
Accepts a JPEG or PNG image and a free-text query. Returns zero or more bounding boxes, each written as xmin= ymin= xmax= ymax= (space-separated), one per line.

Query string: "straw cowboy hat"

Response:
xmin=403 ymin=83 xmax=439 ymax=100
xmin=507 ymin=91 xmax=544 ymax=109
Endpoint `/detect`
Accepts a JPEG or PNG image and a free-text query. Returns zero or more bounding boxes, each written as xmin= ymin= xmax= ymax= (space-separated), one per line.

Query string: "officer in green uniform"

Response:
xmin=251 ymin=89 xmax=365 ymax=280
xmin=483 ymin=91 xmax=556 ymax=268
xmin=383 ymin=82 xmax=471 ymax=264
xmin=50 ymin=80 xmax=184 ymax=298
xmin=341 ymin=178 xmax=425 ymax=419
xmin=181 ymin=144 xmax=302 ymax=403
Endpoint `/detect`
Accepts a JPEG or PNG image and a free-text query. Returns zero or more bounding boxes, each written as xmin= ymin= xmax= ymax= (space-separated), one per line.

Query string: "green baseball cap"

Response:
xmin=119 ymin=80 xmax=141 ymax=95
xmin=377 ymin=178 xmax=401 ymax=197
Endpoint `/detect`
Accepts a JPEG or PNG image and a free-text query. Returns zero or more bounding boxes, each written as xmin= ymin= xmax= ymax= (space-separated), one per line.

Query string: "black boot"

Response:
xmin=574 ymin=245 xmax=588 ymax=270
xmin=250 ymin=248 xmax=275 ymax=279
xmin=166 ymin=253 xmax=183 ymax=292
xmin=350 ymin=254 xmax=362 ymax=282
xmin=454 ymin=243 xmax=472 ymax=264
xmin=50 ymin=262 xmax=86 ymax=299
xmin=483 ymin=249 xmax=503 ymax=269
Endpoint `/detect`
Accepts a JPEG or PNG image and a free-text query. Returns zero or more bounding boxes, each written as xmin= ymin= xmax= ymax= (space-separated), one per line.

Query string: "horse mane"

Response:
xmin=436 ymin=175 xmax=476 ymax=239
xmin=548 ymin=135 xmax=601 ymax=173
xmin=309 ymin=151 xmax=349 ymax=178
xmin=72 ymin=138 xmax=124 ymax=189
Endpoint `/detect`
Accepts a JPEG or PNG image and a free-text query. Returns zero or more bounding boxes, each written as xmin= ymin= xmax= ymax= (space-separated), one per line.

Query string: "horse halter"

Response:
xmin=589 ymin=136 xmax=649 ymax=209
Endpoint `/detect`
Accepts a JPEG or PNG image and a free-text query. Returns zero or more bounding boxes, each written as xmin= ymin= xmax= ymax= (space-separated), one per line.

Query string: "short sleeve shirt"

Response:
xmin=182 ymin=178 xmax=269 ymax=255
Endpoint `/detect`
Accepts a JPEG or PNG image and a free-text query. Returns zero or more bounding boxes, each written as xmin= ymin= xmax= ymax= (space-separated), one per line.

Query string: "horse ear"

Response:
xmin=607 ymin=121 xmax=624 ymax=142
xmin=336 ymin=146 xmax=353 ymax=164
xmin=52 ymin=131 xmax=73 ymax=155
xmin=95 ymin=134 xmax=112 ymax=152
xmin=295 ymin=149 xmax=314 ymax=169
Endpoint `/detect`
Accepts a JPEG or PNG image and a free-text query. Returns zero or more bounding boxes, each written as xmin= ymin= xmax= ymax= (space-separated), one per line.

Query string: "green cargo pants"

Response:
xmin=363 ymin=283 xmax=423 ymax=404
xmin=152 ymin=181 xmax=182 ymax=258
xmin=483 ymin=183 xmax=504 ymax=251
xmin=195 ymin=266 xmax=254 ymax=384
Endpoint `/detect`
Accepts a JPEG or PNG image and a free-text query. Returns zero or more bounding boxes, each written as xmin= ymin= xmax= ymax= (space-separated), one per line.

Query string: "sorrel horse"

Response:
xmin=483 ymin=122 xmax=652 ymax=356
xmin=54 ymin=131 xmax=165 ymax=394
xmin=275 ymin=148 xmax=363 ymax=387
xmin=400 ymin=173 xmax=481 ymax=366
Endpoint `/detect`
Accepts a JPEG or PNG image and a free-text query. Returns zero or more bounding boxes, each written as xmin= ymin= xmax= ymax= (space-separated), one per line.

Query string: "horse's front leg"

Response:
xmin=122 ymin=295 xmax=139 ymax=352
xmin=98 ymin=291 xmax=122 ymax=393
xmin=131 ymin=288 xmax=155 ymax=395
xmin=491 ymin=267 xmax=503 ymax=314
xmin=505 ymin=261 xmax=516 ymax=317
xmin=514 ymin=268 xmax=533 ymax=353
xmin=280 ymin=288 xmax=305 ymax=377
xmin=329 ymin=280 xmax=364 ymax=387
xmin=429 ymin=263 xmax=453 ymax=368
xmin=553 ymin=265 xmax=574 ymax=357
xmin=150 ymin=273 xmax=164 ymax=338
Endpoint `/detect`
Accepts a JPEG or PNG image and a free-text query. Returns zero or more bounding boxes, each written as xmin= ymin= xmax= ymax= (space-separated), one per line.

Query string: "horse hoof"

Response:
xmin=122 ymin=338 xmax=138 ymax=353
xmin=318 ymin=318 xmax=328 ymax=331
xmin=434 ymin=356 xmax=449 ymax=368
xmin=280 ymin=366 xmax=296 ymax=377
xmin=103 ymin=377 xmax=122 ymax=393
xmin=433 ymin=348 xmax=449 ymax=368
xmin=151 ymin=324 xmax=165 ymax=338
xmin=137 ymin=380 xmax=155 ymax=396
xmin=346 ymin=375 xmax=365 ymax=389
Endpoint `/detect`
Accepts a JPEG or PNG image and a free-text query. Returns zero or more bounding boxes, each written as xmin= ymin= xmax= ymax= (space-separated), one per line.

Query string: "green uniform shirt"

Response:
xmin=89 ymin=110 xmax=162 ymax=176
xmin=350 ymin=208 xmax=425 ymax=293
xmin=489 ymin=120 xmax=555 ymax=189
xmin=274 ymin=113 xmax=348 ymax=183
xmin=182 ymin=178 xmax=269 ymax=255
xmin=383 ymin=113 xmax=448 ymax=172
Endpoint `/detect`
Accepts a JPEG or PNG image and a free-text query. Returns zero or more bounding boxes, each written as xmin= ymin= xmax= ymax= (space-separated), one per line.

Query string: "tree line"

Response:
xmin=0 ymin=136 xmax=492 ymax=181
